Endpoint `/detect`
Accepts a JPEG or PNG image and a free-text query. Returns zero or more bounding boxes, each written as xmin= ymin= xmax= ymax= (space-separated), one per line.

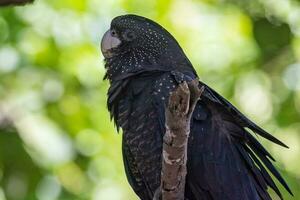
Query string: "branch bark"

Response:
xmin=155 ymin=80 xmax=204 ymax=200
xmin=0 ymin=0 xmax=34 ymax=6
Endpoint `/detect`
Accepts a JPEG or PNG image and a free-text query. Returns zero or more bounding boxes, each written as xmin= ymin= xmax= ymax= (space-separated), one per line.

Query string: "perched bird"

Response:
xmin=101 ymin=14 xmax=292 ymax=200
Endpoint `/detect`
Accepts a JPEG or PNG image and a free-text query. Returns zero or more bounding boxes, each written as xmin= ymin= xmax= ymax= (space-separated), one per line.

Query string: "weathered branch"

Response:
xmin=0 ymin=0 xmax=34 ymax=6
xmin=155 ymin=80 xmax=204 ymax=200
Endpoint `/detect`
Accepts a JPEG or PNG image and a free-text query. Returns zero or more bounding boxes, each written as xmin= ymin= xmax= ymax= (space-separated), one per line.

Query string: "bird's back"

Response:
xmin=108 ymin=69 xmax=291 ymax=200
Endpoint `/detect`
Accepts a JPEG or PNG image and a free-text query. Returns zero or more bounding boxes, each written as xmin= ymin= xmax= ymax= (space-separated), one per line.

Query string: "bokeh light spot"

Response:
xmin=0 ymin=46 xmax=19 ymax=73
xmin=36 ymin=176 xmax=61 ymax=200
xmin=283 ymin=63 xmax=300 ymax=91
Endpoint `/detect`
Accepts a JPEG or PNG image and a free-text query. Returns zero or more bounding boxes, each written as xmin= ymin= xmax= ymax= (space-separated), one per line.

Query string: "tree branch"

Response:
xmin=155 ymin=80 xmax=204 ymax=200
xmin=0 ymin=0 xmax=34 ymax=6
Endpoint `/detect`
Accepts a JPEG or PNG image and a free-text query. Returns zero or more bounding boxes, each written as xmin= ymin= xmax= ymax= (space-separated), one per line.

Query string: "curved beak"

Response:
xmin=101 ymin=30 xmax=121 ymax=58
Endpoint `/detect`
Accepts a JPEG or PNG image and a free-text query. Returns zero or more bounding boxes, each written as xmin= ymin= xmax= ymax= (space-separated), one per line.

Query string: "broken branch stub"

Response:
xmin=0 ymin=0 xmax=34 ymax=6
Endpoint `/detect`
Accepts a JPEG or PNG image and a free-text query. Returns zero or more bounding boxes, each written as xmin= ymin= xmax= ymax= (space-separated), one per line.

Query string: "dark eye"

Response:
xmin=111 ymin=29 xmax=117 ymax=37
xmin=123 ymin=30 xmax=136 ymax=41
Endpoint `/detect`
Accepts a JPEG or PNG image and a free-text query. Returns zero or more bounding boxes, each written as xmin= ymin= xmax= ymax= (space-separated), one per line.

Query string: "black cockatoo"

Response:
xmin=101 ymin=14 xmax=292 ymax=200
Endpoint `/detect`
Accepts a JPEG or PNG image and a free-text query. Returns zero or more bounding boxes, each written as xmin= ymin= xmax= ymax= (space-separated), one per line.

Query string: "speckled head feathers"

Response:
xmin=103 ymin=14 xmax=192 ymax=81
xmin=109 ymin=14 xmax=173 ymax=56
xmin=111 ymin=14 xmax=169 ymax=37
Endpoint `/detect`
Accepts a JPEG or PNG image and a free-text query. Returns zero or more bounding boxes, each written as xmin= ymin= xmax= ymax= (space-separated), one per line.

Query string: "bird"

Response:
xmin=101 ymin=14 xmax=292 ymax=200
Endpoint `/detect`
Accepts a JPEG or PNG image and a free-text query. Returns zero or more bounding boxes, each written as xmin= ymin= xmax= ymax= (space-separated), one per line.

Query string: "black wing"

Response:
xmin=109 ymin=69 xmax=292 ymax=200
xmin=185 ymin=81 xmax=292 ymax=200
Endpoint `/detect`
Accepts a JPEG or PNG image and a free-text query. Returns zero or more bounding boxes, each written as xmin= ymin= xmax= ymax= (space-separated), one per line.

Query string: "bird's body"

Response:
xmin=101 ymin=15 xmax=292 ymax=200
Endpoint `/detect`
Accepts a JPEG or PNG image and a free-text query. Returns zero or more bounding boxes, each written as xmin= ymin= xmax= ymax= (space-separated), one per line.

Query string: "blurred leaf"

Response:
xmin=253 ymin=18 xmax=292 ymax=60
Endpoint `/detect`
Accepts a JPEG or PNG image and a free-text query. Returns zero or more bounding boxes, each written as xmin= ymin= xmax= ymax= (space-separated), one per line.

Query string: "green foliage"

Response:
xmin=0 ymin=0 xmax=299 ymax=199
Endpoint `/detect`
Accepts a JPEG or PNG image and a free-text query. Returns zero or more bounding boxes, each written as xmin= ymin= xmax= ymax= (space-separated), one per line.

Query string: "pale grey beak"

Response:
xmin=101 ymin=30 xmax=121 ymax=58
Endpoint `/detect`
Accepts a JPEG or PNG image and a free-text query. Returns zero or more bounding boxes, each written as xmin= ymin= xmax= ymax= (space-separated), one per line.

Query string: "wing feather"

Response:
xmin=202 ymin=83 xmax=288 ymax=148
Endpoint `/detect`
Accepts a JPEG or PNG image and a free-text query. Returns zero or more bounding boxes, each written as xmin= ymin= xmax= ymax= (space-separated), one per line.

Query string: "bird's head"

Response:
xmin=101 ymin=14 xmax=192 ymax=80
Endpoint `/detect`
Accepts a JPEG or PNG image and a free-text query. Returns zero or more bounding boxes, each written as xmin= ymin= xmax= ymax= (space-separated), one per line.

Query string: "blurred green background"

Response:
xmin=0 ymin=0 xmax=299 ymax=199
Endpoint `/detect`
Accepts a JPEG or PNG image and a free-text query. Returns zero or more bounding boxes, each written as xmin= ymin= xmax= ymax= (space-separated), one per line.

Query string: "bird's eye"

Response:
xmin=111 ymin=30 xmax=117 ymax=37
xmin=123 ymin=30 xmax=136 ymax=41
